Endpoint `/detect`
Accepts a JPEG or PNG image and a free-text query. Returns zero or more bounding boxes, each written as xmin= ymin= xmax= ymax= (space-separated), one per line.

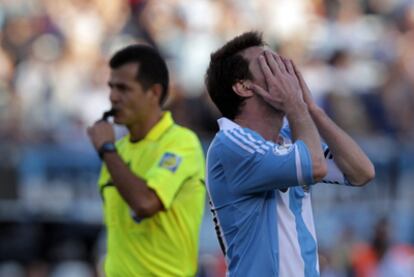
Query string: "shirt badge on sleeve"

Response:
xmin=273 ymin=143 xmax=293 ymax=155
xmin=158 ymin=152 xmax=182 ymax=173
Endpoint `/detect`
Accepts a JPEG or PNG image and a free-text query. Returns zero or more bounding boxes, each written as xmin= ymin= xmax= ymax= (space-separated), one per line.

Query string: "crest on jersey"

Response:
xmin=273 ymin=144 xmax=293 ymax=155
xmin=158 ymin=152 xmax=182 ymax=172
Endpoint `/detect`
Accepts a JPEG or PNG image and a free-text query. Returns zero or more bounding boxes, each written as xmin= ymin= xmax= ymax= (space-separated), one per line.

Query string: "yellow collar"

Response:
xmin=145 ymin=111 xmax=174 ymax=141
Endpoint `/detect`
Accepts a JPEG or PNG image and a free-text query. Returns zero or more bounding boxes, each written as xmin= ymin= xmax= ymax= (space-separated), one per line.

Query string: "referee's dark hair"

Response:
xmin=110 ymin=44 xmax=169 ymax=106
xmin=205 ymin=31 xmax=264 ymax=120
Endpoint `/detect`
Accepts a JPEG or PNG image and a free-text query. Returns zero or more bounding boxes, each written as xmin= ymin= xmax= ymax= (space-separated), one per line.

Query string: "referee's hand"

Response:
xmin=87 ymin=120 xmax=115 ymax=151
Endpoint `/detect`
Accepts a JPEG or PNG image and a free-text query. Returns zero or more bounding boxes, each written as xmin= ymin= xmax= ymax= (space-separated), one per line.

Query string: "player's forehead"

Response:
xmin=240 ymin=45 xmax=273 ymax=63
xmin=240 ymin=45 xmax=274 ymax=82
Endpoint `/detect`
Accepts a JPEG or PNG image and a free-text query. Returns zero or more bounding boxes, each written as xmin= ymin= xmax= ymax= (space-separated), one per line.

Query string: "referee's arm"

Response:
xmin=88 ymin=120 xmax=163 ymax=218
xmin=101 ymin=151 xmax=164 ymax=217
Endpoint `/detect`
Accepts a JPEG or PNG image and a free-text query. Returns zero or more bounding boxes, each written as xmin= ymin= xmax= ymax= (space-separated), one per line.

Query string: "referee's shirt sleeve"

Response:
xmin=218 ymin=130 xmax=313 ymax=194
xmin=144 ymin=133 xmax=204 ymax=209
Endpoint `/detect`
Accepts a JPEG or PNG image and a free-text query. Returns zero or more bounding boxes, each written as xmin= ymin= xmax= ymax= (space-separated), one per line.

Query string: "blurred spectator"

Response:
xmin=351 ymin=217 xmax=414 ymax=277
xmin=0 ymin=261 xmax=25 ymax=277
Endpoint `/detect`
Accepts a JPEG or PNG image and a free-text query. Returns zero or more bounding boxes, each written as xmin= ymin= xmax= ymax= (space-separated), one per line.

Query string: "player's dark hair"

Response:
xmin=110 ymin=44 xmax=169 ymax=106
xmin=205 ymin=31 xmax=264 ymax=119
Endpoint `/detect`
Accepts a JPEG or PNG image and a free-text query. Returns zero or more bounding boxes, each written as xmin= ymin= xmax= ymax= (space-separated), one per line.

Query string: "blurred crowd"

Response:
xmin=1 ymin=0 xmax=414 ymax=276
xmin=1 ymin=0 xmax=414 ymax=144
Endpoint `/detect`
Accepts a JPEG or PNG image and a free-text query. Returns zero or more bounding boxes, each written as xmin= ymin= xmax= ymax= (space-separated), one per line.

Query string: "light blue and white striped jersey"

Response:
xmin=206 ymin=117 xmax=345 ymax=277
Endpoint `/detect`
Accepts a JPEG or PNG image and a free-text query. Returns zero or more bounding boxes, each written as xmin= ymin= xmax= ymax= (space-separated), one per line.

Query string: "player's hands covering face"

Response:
xmin=292 ymin=62 xmax=319 ymax=111
xmin=248 ymin=51 xmax=304 ymax=113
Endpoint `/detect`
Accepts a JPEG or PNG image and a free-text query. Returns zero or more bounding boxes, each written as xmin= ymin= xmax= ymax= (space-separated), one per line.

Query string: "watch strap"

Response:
xmin=98 ymin=142 xmax=117 ymax=159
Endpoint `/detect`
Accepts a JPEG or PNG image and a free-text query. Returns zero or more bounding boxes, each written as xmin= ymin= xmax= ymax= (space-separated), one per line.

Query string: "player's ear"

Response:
xmin=232 ymin=80 xmax=253 ymax=98
xmin=148 ymin=84 xmax=162 ymax=104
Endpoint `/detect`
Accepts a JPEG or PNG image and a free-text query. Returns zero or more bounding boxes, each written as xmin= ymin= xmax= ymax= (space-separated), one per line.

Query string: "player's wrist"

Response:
xmin=284 ymin=99 xmax=308 ymax=117
xmin=308 ymin=105 xmax=325 ymax=119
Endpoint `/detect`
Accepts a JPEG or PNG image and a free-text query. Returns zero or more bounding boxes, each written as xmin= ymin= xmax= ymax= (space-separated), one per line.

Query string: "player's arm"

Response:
xmin=88 ymin=121 xmax=163 ymax=218
xmin=249 ymin=51 xmax=326 ymax=182
xmin=293 ymin=64 xmax=375 ymax=186
xmin=219 ymin=132 xmax=315 ymax=194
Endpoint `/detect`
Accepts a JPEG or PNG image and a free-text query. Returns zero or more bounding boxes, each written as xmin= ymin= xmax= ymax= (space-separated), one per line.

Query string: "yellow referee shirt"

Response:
xmin=98 ymin=112 xmax=206 ymax=276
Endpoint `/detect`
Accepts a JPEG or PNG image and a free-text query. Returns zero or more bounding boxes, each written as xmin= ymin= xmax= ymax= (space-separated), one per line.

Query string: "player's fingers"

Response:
xmin=264 ymin=51 xmax=280 ymax=75
xmin=272 ymin=53 xmax=287 ymax=74
xmin=292 ymin=61 xmax=308 ymax=90
xmin=248 ymin=83 xmax=269 ymax=100
xmin=292 ymin=61 xmax=305 ymax=83
xmin=284 ymin=58 xmax=295 ymax=75
xmin=258 ymin=54 xmax=274 ymax=82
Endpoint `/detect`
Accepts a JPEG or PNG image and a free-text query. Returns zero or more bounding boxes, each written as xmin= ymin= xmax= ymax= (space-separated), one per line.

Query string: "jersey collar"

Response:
xmin=218 ymin=117 xmax=287 ymax=144
xmin=217 ymin=117 xmax=241 ymax=130
xmin=145 ymin=111 xmax=174 ymax=141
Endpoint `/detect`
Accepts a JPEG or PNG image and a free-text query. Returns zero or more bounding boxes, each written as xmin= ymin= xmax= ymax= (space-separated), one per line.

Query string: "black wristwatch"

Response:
xmin=98 ymin=142 xmax=117 ymax=159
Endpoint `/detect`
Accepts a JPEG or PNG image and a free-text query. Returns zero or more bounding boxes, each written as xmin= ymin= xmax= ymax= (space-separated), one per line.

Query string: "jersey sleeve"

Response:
xmin=282 ymin=123 xmax=355 ymax=186
xmin=321 ymin=144 xmax=354 ymax=186
xmin=144 ymin=134 xmax=204 ymax=209
xmin=217 ymin=128 xmax=314 ymax=194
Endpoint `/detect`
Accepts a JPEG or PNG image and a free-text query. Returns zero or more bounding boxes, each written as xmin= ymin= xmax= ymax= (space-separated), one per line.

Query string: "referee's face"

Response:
xmin=108 ymin=63 xmax=158 ymax=126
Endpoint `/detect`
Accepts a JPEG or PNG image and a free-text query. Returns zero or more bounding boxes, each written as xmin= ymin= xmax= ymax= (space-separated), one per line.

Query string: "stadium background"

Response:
xmin=1 ymin=0 xmax=414 ymax=276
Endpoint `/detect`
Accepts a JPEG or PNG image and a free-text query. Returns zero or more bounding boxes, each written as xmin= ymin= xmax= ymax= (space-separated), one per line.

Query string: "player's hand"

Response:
xmin=292 ymin=62 xmax=319 ymax=111
xmin=87 ymin=120 xmax=116 ymax=150
xmin=248 ymin=51 xmax=303 ymax=113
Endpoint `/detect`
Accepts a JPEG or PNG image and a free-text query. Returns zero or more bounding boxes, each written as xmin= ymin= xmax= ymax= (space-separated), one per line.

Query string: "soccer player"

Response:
xmin=204 ymin=32 xmax=375 ymax=276
xmin=87 ymin=45 xmax=206 ymax=276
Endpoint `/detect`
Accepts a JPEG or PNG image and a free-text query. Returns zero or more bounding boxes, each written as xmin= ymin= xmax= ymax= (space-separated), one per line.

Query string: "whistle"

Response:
xmin=101 ymin=109 xmax=116 ymax=121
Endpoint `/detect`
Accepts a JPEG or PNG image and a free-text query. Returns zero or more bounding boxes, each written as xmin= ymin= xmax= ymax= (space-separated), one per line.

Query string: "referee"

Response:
xmin=87 ymin=45 xmax=206 ymax=276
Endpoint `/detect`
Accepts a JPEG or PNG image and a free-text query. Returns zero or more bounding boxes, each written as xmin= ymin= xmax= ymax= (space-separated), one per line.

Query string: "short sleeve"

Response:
xmin=145 ymin=136 xmax=204 ymax=209
xmin=282 ymin=123 xmax=354 ymax=186
xmin=216 ymin=129 xmax=314 ymax=194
